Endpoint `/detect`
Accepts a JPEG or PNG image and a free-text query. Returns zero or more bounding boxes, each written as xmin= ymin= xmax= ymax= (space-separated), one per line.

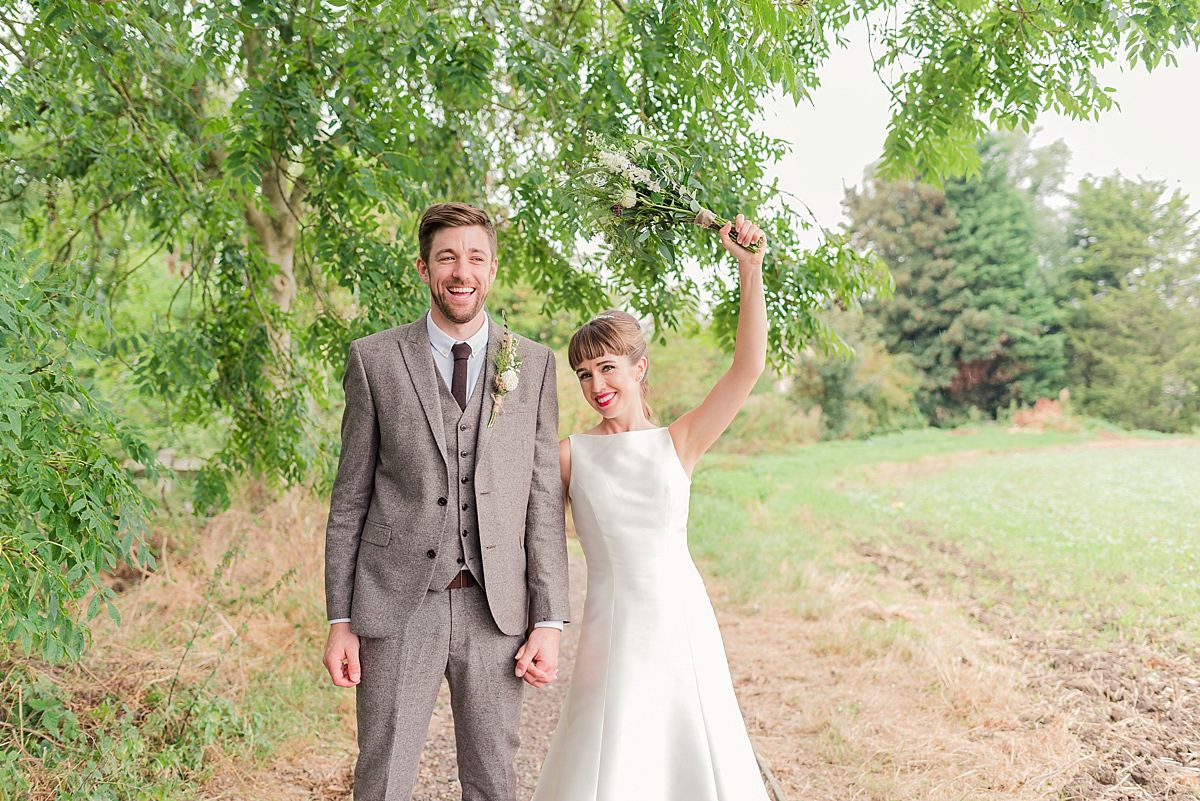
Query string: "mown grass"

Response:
xmin=869 ymin=444 xmax=1200 ymax=641
xmin=689 ymin=426 xmax=1200 ymax=644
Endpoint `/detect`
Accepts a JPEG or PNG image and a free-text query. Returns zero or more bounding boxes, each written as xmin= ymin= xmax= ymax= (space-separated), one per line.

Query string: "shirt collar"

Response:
xmin=426 ymin=312 xmax=490 ymax=357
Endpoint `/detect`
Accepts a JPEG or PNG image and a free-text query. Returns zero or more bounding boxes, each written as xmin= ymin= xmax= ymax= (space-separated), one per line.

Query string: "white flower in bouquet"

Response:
xmin=498 ymin=369 xmax=520 ymax=394
xmin=619 ymin=188 xmax=638 ymax=208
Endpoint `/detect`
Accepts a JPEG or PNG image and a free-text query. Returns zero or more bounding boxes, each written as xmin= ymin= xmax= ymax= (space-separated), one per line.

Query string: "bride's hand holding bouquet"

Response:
xmin=718 ymin=212 xmax=766 ymax=270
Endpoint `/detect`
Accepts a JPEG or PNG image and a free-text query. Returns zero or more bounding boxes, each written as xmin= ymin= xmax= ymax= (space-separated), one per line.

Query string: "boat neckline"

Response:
xmin=572 ymin=427 xmax=665 ymax=437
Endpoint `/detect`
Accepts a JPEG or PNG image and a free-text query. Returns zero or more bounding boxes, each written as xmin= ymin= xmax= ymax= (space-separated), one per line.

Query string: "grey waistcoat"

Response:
xmin=429 ymin=368 xmax=487 ymax=591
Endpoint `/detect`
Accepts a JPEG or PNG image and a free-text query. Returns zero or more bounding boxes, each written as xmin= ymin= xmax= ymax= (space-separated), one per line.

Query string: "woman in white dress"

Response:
xmin=532 ymin=215 xmax=769 ymax=801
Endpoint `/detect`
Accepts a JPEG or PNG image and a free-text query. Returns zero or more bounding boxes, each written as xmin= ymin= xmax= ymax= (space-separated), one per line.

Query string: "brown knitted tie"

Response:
xmin=451 ymin=342 xmax=471 ymax=410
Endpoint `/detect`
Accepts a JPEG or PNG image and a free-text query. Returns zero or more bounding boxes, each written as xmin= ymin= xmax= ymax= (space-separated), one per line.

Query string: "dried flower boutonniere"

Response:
xmin=488 ymin=313 xmax=522 ymax=428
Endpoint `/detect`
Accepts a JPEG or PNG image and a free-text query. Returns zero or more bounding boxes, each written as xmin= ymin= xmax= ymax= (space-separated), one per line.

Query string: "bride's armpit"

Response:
xmin=558 ymin=436 xmax=572 ymax=506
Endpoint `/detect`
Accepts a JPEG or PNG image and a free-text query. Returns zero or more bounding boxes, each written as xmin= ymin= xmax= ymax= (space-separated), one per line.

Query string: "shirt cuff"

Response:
xmin=533 ymin=621 xmax=564 ymax=630
xmin=328 ymin=618 xmax=351 ymax=625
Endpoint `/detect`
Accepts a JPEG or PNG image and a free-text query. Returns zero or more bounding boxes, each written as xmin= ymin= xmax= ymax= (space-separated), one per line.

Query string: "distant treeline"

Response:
xmin=791 ymin=133 xmax=1199 ymax=438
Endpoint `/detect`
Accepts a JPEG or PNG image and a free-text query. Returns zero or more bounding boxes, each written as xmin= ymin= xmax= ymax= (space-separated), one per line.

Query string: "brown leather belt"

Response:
xmin=446 ymin=570 xmax=477 ymax=590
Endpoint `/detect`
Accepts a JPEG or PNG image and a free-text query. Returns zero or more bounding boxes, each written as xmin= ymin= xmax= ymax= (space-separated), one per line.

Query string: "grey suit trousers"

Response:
xmin=354 ymin=585 xmax=525 ymax=801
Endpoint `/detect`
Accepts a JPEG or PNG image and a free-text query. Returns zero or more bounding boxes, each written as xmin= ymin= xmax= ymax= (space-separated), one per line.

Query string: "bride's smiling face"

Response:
xmin=574 ymin=351 xmax=647 ymax=419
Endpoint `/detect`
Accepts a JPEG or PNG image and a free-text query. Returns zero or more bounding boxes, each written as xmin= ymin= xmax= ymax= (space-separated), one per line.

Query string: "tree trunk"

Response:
xmin=244 ymin=156 xmax=308 ymax=316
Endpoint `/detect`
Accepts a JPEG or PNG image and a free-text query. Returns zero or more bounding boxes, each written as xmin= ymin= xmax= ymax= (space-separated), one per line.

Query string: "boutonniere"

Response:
xmin=488 ymin=313 xmax=522 ymax=428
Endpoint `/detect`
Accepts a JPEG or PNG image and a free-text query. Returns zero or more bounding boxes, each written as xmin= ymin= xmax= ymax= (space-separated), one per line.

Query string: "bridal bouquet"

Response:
xmin=569 ymin=132 xmax=761 ymax=258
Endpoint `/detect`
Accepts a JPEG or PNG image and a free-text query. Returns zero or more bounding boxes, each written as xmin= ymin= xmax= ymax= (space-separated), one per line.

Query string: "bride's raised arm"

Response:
xmin=668 ymin=214 xmax=767 ymax=476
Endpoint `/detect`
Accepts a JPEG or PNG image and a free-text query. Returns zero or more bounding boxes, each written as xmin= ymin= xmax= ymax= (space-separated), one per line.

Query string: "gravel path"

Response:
xmin=411 ymin=547 xmax=588 ymax=800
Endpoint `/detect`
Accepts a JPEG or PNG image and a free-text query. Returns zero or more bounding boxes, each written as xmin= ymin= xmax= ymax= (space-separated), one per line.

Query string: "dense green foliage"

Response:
xmin=867 ymin=0 xmax=1200 ymax=180
xmin=845 ymin=138 xmax=1065 ymax=423
xmin=1 ymin=0 xmax=893 ymax=510
xmin=1057 ymin=174 xmax=1200 ymax=431
xmin=0 ymin=233 xmax=156 ymax=664
xmin=0 ymin=663 xmax=256 ymax=801
xmin=790 ymin=310 xmax=923 ymax=438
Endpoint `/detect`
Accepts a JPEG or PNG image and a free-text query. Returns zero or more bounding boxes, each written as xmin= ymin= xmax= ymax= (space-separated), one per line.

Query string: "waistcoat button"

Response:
xmin=426 ymin=549 xmax=436 ymax=559
xmin=437 ymin=497 xmax=448 ymax=506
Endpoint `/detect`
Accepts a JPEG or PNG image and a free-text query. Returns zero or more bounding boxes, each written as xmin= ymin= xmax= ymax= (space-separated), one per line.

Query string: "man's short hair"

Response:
xmin=418 ymin=202 xmax=498 ymax=265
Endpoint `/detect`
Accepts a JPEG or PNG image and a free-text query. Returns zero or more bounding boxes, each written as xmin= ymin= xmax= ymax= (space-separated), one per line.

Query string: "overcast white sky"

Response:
xmin=758 ymin=38 xmax=1200 ymax=245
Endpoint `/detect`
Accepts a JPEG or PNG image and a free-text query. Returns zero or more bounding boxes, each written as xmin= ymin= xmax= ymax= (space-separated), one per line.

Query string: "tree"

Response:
xmin=846 ymin=136 xmax=1065 ymax=422
xmin=1057 ymin=174 xmax=1200 ymax=431
xmin=3 ymin=0 xmax=1196 ymax=491
xmin=0 ymin=232 xmax=157 ymax=662
xmin=791 ymin=309 xmax=923 ymax=439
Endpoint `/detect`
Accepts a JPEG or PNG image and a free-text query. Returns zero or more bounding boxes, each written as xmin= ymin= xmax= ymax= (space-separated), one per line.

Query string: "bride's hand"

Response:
xmin=718 ymin=214 xmax=766 ymax=271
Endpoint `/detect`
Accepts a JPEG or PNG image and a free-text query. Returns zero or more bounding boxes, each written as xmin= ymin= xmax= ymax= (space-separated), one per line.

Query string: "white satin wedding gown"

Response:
xmin=532 ymin=427 xmax=769 ymax=801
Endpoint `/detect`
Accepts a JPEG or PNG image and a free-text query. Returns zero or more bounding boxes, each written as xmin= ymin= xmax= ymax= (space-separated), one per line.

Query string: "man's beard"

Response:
xmin=431 ymin=285 xmax=487 ymax=324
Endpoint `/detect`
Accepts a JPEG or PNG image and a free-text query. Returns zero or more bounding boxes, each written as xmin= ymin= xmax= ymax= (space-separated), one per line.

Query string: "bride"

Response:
xmin=531 ymin=215 xmax=770 ymax=800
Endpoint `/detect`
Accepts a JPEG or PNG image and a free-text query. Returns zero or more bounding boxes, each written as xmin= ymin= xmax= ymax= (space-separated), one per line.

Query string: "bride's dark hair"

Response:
xmin=568 ymin=310 xmax=653 ymax=421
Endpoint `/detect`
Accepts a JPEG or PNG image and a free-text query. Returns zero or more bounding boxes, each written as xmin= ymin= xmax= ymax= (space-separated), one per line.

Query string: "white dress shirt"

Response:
xmin=426 ymin=312 xmax=489 ymax=400
xmin=331 ymin=312 xmax=562 ymax=631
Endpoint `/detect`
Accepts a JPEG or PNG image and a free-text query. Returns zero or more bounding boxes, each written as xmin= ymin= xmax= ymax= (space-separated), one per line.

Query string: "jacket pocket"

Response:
xmin=360 ymin=520 xmax=392 ymax=547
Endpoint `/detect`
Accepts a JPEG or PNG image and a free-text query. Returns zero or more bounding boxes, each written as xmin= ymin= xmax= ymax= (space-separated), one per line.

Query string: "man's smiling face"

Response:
xmin=417 ymin=224 xmax=498 ymax=329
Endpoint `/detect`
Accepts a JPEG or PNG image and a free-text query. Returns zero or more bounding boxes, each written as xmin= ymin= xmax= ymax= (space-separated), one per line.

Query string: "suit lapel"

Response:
xmin=396 ymin=314 xmax=448 ymax=467
xmin=474 ymin=315 xmax=505 ymax=462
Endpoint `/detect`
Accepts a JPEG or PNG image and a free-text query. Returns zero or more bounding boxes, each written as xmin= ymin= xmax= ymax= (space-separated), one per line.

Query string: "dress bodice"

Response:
xmin=568 ymin=428 xmax=692 ymax=578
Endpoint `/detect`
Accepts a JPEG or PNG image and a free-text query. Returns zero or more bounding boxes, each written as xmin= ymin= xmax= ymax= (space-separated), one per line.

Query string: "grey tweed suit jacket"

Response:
xmin=324 ymin=313 xmax=570 ymax=638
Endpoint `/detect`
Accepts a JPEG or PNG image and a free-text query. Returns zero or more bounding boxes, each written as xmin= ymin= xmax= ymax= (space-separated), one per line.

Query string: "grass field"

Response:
xmin=691 ymin=427 xmax=1200 ymax=641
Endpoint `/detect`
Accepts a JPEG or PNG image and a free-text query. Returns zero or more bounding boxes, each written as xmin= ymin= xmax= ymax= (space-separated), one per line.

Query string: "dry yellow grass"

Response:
xmin=717 ymin=562 xmax=1091 ymax=801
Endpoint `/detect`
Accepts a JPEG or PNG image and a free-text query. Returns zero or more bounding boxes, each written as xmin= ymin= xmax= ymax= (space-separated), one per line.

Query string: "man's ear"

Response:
xmin=489 ymin=257 xmax=498 ymax=283
xmin=416 ymin=258 xmax=431 ymax=286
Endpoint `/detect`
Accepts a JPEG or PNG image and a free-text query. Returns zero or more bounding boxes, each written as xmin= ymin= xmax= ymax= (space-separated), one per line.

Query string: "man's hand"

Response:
xmin=514 ymin=626 xmax=561 ymax=689
xmin=323 ymin=622 xmax=362 ymax=687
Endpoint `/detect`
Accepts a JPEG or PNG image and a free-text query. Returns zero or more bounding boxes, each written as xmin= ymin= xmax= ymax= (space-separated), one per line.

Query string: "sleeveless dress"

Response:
xmin=531 ymin=428 xmax=769 ymax=801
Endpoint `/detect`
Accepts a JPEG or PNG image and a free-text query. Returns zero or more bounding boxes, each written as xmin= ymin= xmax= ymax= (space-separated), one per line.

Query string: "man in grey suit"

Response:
xmin=322 ymin=202 xmax=571 ymax=801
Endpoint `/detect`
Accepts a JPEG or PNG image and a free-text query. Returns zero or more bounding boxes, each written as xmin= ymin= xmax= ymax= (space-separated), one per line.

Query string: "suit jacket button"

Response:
xmin=437 ymin=497 xmax=448 ymax=506
xmin=427 ymin=549 xmax=437 ymax=559
xmin=459 ymin=424 xmax=468 ymax=431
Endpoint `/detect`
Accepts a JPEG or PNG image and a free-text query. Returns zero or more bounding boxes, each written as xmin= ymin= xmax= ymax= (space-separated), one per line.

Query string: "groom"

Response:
xmin=322 ymin=202 xmax=571 ymax=801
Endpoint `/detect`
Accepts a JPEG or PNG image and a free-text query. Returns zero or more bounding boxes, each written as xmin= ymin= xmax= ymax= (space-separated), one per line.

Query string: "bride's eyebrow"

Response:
xmin=576 ymin=359 xmax=616 ymax=373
